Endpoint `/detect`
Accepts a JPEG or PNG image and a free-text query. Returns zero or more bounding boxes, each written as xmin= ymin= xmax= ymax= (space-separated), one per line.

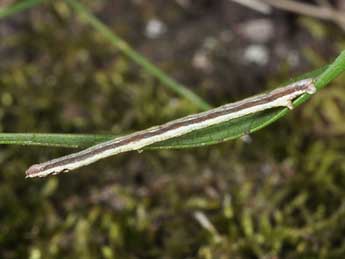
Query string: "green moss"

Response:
xmin=1 ymin=0 xmax=345 ymax=258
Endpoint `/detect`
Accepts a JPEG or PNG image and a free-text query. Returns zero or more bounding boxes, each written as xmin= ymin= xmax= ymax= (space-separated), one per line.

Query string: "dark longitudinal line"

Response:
xmin=41 ymin=84 xmax=304 ymax=171
xmin=26 ymin=78 xmax=316 ymax=178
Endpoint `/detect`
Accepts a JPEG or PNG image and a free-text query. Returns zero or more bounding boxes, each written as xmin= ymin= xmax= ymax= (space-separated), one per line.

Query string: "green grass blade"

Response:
xmin=64 ymin=0 xmax=211 ymax=110
xmin=0 ymin=51 xmax=344 ymax=149
xmin=0 ymin=133 xmax=114 ymax=148
xmin=149 ymin=51 xmax=345 ymax=149
xmin=0 ymin=0 xmax=45 ymax=19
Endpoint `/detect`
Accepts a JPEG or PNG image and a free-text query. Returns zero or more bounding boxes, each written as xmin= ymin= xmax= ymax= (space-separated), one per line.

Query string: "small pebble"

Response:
xmin=145 ymin=18 xmax=167 ymax=39
xmin=243 ymin=44 xmax=269 ymax=65
xmin=237 ymin=19 xmax=274 ymax=43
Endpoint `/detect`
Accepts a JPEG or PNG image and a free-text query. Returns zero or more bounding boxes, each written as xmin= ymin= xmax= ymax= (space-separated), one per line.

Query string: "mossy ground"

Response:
xmin=1 ymin=1 xmax=345 ymax=258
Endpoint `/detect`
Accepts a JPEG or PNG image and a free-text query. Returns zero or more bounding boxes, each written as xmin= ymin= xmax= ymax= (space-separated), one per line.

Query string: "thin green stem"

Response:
xmin=0 ymin=50 xmax=344 ymax=148
xmin=0 ymin=0 xmax=45 ymax=19
xmin=64 ymin=0 xmax=211 ymax=110
xmin=0 ymin=1 xmax=209 ymax=119
xmin=252 ymin=50 xmax=345 ymax=133
xmin=0 ymin=133 xmax=114 ymax=148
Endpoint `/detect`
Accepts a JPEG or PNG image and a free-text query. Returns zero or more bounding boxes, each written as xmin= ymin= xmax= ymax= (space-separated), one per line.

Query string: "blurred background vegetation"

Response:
xmin=1 ymin=0 xmax=345 ymax=258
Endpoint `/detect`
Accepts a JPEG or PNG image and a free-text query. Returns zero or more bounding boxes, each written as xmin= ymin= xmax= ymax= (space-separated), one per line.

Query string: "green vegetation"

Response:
xmin=1 ymin=0 xmax=345 ymax=258
xmin=1 ymin=55 xmax=344 ymax=149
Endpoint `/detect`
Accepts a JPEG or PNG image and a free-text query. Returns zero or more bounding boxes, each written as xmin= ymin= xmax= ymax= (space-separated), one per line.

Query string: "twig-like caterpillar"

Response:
xmin=26 ymin=78 xmax=316 ymax=178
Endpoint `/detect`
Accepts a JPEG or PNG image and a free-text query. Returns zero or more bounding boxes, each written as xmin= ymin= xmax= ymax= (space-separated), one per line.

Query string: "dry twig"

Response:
xmin=228 ymin=0 xmax=345 ymax=31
